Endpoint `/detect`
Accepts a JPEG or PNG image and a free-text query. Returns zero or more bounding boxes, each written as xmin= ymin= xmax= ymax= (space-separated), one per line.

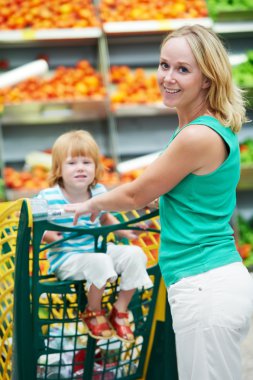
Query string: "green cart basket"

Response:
xmin=0 ymin=200 xmax=23 ymax=380
xmin=0 ymin=199 xmax=178 ymax=380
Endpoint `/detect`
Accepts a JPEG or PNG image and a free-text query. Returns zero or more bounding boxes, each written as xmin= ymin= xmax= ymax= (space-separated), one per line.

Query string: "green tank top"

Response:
xmin=159 ymin=115 xmax=242 ymax=287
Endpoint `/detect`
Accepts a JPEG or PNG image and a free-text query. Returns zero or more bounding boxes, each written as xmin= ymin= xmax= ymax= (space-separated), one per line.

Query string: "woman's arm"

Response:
xmin=66 ymin=124 xmax=225 ymax=224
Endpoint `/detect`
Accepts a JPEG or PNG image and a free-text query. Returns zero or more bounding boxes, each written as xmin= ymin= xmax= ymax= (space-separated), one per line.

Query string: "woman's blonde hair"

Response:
xmin=48 ymin=130 xmax=104 ymax=187
xmin=162 ymin=24 xmax=247 ymax=132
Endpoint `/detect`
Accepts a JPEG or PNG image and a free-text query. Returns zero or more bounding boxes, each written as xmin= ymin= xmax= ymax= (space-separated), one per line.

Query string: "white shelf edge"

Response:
xmin=0 ymin=20 xmax=252 ymax=43
xmin=0 ymin=27 xmax=102 ymax=43
xmin=114 ymin=103 xmax=176 ymax=117
xmin=36 ymin=27 xmax=102 ymax=40
xmin=103 ymin=18 xmax=213 ymax=34
xmin=229 ymin=53 xmax=248 ymax=66
xmin=213 ymin=21 xmax=253 ymax=34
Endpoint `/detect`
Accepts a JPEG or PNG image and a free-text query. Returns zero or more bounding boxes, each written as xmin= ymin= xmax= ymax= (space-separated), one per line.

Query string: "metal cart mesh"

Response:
xmin=8 ymin=199 xmax=161 ymax=380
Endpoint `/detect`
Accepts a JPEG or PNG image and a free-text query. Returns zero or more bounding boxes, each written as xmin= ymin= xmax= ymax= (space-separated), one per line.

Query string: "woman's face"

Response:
xmin=157 ymin=36 xmax=209 ymax=112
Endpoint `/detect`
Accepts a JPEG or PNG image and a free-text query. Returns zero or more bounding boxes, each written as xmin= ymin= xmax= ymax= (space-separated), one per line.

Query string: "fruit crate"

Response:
xmin=8 ymin=199 xmax=162 ymax=380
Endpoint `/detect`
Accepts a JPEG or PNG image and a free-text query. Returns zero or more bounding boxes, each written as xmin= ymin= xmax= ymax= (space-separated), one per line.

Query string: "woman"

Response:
xmin=66 ymin=25 xmax=253 ymax=379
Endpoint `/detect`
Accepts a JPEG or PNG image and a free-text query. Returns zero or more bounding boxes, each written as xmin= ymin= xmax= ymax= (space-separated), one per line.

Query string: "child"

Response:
xmin=36 ymin=130 xmax=152 ymax=342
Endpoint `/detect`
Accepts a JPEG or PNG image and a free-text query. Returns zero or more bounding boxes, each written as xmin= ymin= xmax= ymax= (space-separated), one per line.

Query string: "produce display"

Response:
xmin=99 ymin=0 xmax=208 ymax=22
xmin=110 ymin=66 xmax=161 ymax=105
xmin=237 ymin=215 xmax=253 ymax=268
xmin=3 ymin=155 xmax=120 ymax=194
xmin=1 ymin=52 xmax=252 ymax=106
xmin=240 ymin=139 xmax=253 ymax=165
xmin=0 ymin=1 xmax=252 ymax=208
xmin=0 ymin=0 xmax=99 ymax=30
xmin=206 ymin=0 xmax=253 ymax=20
xmin=232 ymin=50 xmax=253 ymax=88
xmin=4 ymin=166 xmax=49 ymax=192
xmin=0 ymin=60 xmax=106 ymax=104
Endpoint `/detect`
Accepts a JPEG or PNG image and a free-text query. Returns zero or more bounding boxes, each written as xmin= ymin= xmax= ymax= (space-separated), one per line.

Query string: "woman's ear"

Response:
xmin=202 ymin=77 xmax=211 ymax=89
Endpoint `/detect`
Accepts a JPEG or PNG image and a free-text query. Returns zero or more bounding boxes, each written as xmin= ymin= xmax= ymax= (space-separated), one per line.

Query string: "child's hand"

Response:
xmin=43 ymin=231 xmax=63 ymax=243
xmin=146 ymin=198 xmax=159 ymax=209
xmin=116 ymin=222 xmax=147 ymax=241
xmin=117 ymin=229 xmax=139 ymax=240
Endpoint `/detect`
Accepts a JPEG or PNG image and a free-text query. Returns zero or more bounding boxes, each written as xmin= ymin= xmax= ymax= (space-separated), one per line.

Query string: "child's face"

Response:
xmin=61 ymin=155 xmax=96 ymax=191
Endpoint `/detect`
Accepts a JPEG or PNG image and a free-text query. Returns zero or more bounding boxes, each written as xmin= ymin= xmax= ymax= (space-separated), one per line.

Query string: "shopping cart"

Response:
xmin=1 ymin=199 xmax=178 ymax=380
xmin=10 ymin=199 xmax=163 ymax=380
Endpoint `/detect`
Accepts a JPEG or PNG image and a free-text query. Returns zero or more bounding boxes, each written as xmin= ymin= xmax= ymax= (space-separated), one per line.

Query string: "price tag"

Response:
xmin=22 ymin=29 xmax=36 ymax=40
xmin=158 ymin=20 xmax=172 ymax=31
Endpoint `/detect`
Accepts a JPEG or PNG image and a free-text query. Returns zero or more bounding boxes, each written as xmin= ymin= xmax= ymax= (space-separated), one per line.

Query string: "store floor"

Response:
xmin=242 ymin=313 xmax=253 ymax=380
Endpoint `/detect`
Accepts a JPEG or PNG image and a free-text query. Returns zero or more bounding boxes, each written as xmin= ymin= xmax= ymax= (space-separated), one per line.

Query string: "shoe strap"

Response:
xmin=83 ymin=308 xmax=106 ymax=318
xmin=112 ymin=307 xmax=129 ymax=319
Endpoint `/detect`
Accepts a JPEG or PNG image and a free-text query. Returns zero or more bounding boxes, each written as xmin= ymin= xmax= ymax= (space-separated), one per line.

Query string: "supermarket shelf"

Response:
xmin=213 ymin=21 xmax=253 ymax=34
xmin=103 ymin=18 xmax=213 ymax=35
xmin=1 ymin=99 xmax=107 ymax=125
xmin=0 ymin=20 xmax=252 ymax=44
xmin=103 ymin=18 xmax=253 ymax=36
xmin=0 ymin=27 xmax=102 ymax=44
xmin=237 ymin=165 xmax=253 ymax=191
xmin=113 ymin=103 xmax=176 ymax=117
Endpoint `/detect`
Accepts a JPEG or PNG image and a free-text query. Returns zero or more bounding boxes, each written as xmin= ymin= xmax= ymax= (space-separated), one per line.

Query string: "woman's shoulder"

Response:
xmin=178 ymin=122 xmax=218 ymax=143
xmin=172 ymin=123 xmax=224 ymax=163
xmin=187 ymin=115 xmax=235 ymax=136
xmin=188 ymin=115 xmax=222 ymax=127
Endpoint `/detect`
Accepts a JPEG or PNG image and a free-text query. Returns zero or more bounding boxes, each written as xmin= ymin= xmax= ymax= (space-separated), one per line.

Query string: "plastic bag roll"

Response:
xmin=0 ymin=59 xmax=48 ymax=89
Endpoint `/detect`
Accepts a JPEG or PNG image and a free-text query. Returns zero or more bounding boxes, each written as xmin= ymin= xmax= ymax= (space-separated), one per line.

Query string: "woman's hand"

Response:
xmin=65 ymin=201 xmax=99 ymax=225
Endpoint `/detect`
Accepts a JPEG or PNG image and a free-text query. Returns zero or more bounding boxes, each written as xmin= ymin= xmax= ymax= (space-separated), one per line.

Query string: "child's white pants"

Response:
xmin=167 ymin=262 xmax=253 ymax=380
xmin=55 ymin=242 xmax=152 ymax=290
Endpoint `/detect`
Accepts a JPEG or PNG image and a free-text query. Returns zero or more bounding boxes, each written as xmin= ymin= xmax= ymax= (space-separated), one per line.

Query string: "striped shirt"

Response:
xmin=37 ymin=184 xmax=107 ymax=273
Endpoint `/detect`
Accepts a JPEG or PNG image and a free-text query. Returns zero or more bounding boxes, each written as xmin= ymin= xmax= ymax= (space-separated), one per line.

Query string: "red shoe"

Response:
xmin=80 ymin=307 xmax=114 ymax=340
xmin=109 ymin=306 xmax=135 ymax=343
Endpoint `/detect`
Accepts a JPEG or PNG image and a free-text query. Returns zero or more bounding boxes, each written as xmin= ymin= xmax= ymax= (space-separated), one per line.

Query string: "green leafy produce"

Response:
xmin=232 ymin=50 xmax=253 ymax=88
xmin=240 ymin=139 xmax=253 ymax=165
xmin=207 ymin=0 xmax=253 ymax=19
xmin=237 ymin=215 xmax=253 ymax=268
xmin=0 ymin=177 xmax=6 ymax=201
xmin=238 ymin=215 xmax=253 ymax=246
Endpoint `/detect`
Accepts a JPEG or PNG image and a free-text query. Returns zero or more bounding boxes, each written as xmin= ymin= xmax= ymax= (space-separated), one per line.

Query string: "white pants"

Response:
xmin=167 ymin=263 xmax=253 ymax=380
xmin=55 ymin=243 xmax=152 ymax=291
